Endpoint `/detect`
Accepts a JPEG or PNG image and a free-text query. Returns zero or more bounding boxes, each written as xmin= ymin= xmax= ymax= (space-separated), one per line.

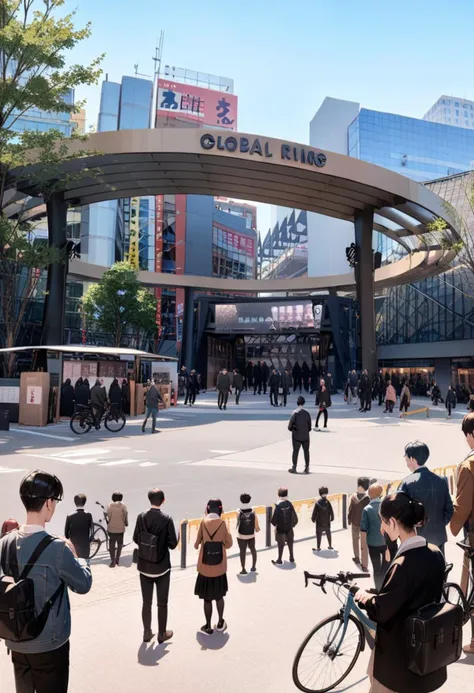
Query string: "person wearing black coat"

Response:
xmin=311 ymin=487 xmax=335 ymax=550
xmin=359 ymin=370 xmax=371 ymax=412
xmin=253 ymin=361 xmax=263 ymax=395
xmin=378 ymin=373 xmax=386 ymax=406
xmin=301 ymin=361 xmax=310 ymax=392
xmin=315 ymin=383 xmax=332 ymax=430
xmin=109 ymin=378 xmax=123 ymax=409
xmin=232 ymin=369 xmax=243 ymax=405
xmin=261 ymin=362 xmax=270 ymax=395
xmin=121 ymin=379 xmax=130 ymax=415
xmin=269 ymin=368 xmax=281 ymax=407
xmin=431 ymin=381 xmax=442 ymax=405
xmin=245 ymin=362 xmax=254 ymax=390
xmin=355 ymin=493 xmax=447 ymax=693
xmin=60 ymin=378 xmax=75 ymax=417
xmin=292 ymin=361 xmax=302 ymax=393
xmin=445 ymin=385 xmax=457 ymax=419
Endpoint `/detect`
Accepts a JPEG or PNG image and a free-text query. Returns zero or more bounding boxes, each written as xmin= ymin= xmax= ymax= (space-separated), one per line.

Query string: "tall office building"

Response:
xmin=424 ymin=95 xmax=474 ymax=130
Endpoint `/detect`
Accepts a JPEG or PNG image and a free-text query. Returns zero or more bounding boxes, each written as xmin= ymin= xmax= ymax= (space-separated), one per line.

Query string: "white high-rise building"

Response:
xmin=423 ymin=95 xmax=474 ymax=130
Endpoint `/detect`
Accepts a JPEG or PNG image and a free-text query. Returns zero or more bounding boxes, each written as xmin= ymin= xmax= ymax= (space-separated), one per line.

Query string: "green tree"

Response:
xmin=0 ymin=0 xmax=103 ymax=374
xmin=81 ymin=262 xmax=157 ymax=348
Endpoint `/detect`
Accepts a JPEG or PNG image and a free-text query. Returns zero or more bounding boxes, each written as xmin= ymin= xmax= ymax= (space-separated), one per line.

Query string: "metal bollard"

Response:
xmin=180 ymin=520 xmax=188 ymax=569
xmin=342 ymin=494 xmax=348 ymax=529
xmin=265 ymin=506 xmax=272 ymax=547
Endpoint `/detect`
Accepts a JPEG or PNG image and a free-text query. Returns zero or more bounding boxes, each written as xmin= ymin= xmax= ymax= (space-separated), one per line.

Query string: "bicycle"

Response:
xmin=70 ymin=403 xmax=126 ymax=435
xmin=292 ymin=570 xmax=374 ymax=693
xmin=443 ymin=541 xmax=474 ymax=625
xmin=89 ymin=501 xmax=132 ymax=559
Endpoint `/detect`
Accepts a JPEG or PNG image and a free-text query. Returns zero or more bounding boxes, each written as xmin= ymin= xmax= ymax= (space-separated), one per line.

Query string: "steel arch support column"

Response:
xmin=41 ymin=194 xmax=68 ymax=346
xmin=355 ymin=208 xmax=377 ymax=375
xmin=182 ymin=287 xmax=195 ymax=371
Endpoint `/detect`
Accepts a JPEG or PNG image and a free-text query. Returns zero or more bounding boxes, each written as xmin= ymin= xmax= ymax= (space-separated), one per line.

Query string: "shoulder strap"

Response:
xmin=205 ymin=522 xmax=225 ymax=542
xmin=20 ymin=535 xmax=56 ymax=581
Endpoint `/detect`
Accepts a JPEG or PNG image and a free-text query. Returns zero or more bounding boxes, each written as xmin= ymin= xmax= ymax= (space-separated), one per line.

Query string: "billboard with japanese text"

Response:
xmin=215 ymin=301 xmax=315 ymax=334
xmin=156 ymin=79 xmax=238 ymax=130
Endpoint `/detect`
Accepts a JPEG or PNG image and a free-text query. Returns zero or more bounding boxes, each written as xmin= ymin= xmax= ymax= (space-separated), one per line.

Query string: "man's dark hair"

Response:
xmin=357 ymin=477 xmax=370 ymax=491
xmin=462 ymin=413 xmax=474 ymax=437
xmin=319 ymin=486 xmax=329 ymax=496
xmin=74 ymin=494 xmax=87 ymax=508
xmin=240 ymin=493 xmax=251 ymax=504
xmin=112 ymin=492 xmax=123 ymax=502
xmin=297 ymin=396 xmax=305 ymax=406
xmin=404 ymin=441 xmax=430 ymax=466
xmin=19 ymin=470 xmax=63 ymax=513
xmin=278 ymin=487 xmax=288 ymax=498
xmin=148 ymin=488 xmax=165 ymax=506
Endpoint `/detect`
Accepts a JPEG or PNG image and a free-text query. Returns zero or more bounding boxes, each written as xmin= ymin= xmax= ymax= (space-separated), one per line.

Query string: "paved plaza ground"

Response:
xmin=0 ymin=391 xmax=473 ymax=691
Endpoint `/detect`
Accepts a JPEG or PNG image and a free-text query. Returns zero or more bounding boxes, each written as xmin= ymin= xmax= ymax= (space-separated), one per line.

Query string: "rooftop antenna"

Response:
xmin=151 ymin=30 xmax=165 ymax=128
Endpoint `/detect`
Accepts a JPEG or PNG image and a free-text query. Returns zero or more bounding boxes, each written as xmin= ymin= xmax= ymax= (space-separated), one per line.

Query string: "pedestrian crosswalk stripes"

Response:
xmin=0 ymin=466 xmax=26 ymax=474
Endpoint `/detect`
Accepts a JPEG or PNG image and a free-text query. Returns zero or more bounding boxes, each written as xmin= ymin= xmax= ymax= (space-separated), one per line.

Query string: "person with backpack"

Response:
xmin=355 ymin=493 xmax=449 ymax=693
xmin=194 ymin=499 xmax=233 ymax=635
xmin=311 ymin=486 xmax=335 ymax=551
xmin=133 ymin=488 xmax=178 ymax=645
xmin=236 ymin=493 xmax=260 ymax=574
xmin=0 ymin=470 xmax=92 ymax=693
xmin=271 ymin=487 xmax=298 ymax=566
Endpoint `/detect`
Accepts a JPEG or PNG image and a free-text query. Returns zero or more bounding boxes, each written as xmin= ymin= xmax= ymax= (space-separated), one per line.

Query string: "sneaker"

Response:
xmin=239 ymin=569 xmax=248 ymax=575
xmin=223 ymin=406 xmax=227 ymax=410
xmin=158 ymin=630 xmax=173 ymax=644
xmin=313 ymin=426 xmax=320 ymax=431
xmin=216 ymin=619 xmax=227 ymax=633
xmin=272 ymin=559 xmax=283 ymax=566
xmin=143 ymin=629 xmax=154 ymax=643
xmin=288 ymin=467 xmax=297 ymax=474
xmin=328 ymin=546 xmax=334 ymax=550
xmin=250 ymin=566 xmax=257 ymax=572
xmin=200 ymin=625 xmax=213 ymax=636
xmin=313 ymin=548 xmax=321 ymax=552
xmin=109 ymin=562 xmax=115 ymax=568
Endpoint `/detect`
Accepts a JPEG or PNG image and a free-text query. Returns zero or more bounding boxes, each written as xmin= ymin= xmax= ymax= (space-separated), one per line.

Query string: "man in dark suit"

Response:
xmin=65 ymin=493 xmax=93 ymax=559
xmin=399 ymin=441 xmax=453 ymax=553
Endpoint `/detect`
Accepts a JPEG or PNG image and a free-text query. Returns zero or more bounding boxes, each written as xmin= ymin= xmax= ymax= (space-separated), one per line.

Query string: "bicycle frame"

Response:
xmin=330 ymin=592 xmax=376 ymax=657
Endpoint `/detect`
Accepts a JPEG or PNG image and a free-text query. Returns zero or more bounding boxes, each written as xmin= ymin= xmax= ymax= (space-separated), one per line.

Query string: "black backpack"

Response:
xmin=138 ymin=514 xmax=170 ymax=564
xmin=238 ymin=510 xmax=256 ymax=536
xmin=0 ymin=533 xmax=64 ymax=643
xmin=202 ymin=522 xmax=224 ymax=566
xmin=277 ymin=503 xmax=294 ymax=533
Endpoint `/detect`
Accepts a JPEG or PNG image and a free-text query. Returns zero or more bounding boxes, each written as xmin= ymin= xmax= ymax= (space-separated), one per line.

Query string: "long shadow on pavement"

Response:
xmin=195 ymin=631 xmax=230 ymax=651
xmin=137 ymin=641 xmax=172 ymax=666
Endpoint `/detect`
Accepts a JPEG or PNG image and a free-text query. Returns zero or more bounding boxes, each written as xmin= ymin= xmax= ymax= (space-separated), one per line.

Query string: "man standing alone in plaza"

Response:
xmin=217 ymin=368 xmax=232 ymax=409
xmin=0 ymin=470 xmax=92 ymax=693
xmin=232 ymin=369 xmax=243 ymax=405
xmin=287 ymin=395 xmax=312 ymax=474
xmin=450 ymin=413 xmax=474 ymax=654
xmin=399 ymin=441 xmax=453 ymax=553
xmin=133 ymin=488 xmax=178 ymax=644
xmin=142 ymin=379 xmax=164 ymax=433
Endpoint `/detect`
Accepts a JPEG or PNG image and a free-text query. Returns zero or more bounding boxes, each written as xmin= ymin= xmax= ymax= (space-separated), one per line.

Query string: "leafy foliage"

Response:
xmin=81 ymin=263 xmax=157 ymax=348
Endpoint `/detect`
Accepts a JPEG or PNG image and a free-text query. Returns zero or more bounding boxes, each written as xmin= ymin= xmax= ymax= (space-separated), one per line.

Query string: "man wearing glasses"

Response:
xmin=0 ymin=470 xmax=92 ymax=692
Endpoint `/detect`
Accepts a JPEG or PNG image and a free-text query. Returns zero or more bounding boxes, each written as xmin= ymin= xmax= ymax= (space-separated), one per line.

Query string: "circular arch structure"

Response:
xmin=4 ymin=128 xmax=462 ymax=372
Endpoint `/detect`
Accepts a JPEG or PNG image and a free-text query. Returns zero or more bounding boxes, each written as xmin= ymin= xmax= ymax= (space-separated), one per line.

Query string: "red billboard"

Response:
xmin=156 ymin=79 xmax=237 ymax=130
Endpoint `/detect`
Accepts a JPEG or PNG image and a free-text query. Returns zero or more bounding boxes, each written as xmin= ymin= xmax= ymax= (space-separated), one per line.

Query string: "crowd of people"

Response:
xmin=3 ymin=410 xmax=474 ymax=691
xmin=60 ymin=377 xmax=130 ymax=418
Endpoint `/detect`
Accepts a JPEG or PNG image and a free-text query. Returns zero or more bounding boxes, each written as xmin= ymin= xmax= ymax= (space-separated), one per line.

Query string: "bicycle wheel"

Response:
xmin=292 ymin=613 xmax=363 ymax=693
xmin=104 ymin=409 xmax=126 ymax=433
xmin=89 ymin=523 xmax=107 ymax=559
xmin=70 ymin=411 xmax=92 ymax=435
xmin=444 ymin=582 xmax=469 ymax=624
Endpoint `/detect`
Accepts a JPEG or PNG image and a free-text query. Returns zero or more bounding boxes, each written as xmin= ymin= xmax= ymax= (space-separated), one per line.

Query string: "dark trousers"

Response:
xmin=447 ymin=403 xmax=452 ymax=416
xmin=316 ymin=408 xmax=328 ymax=428
xmin=378 ymin=391 xmax=384 ymax=406
xmin=276 ymin=528 xmax=294 ymax=561
xmin=385 ymin=400 xmax=394 ymax=413
xmin=283 ymin=389 xmax=288 ymax=406
xmin=400 ymin=396 xmax=409 ymax=413
xmin=270 ymin=388 xmax=279 ymax=406
xmin=316 ymin=525 xmax=332 ymax=549
xmin=253 ymin=380 xmax=262 ymax=395
xmin=184 ymin=387 xmax=196 ymax=405
xmin=292 ymin=438 xmax=310 ymax=470
xmin=262 ymin=378 xmax=267 ymax=394
xmin=217 ymin=390 xmax=229 ymax=408
xmin=237 ymin=537 xmax=257 ymax=570
xmin=12 ymin=640 xmax=70 ymax=693
xmin=108 ymin=532 xmax=123 ymax=564
xmin=92 ymin=405 xmax=104 ymax=426
xmin=368 ymin=545 xmax=388 ymax=591
xmin=140 ymin=571 xmax=171 ymax=635
xmin=293 ymin=377 xmax=302 ymax=393
xmin=235 ymin=388 xmax=242 ymax=404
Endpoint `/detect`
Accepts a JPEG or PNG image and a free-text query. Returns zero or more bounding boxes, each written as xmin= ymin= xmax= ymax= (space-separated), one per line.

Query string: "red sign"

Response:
xmin=214 ymin=222 xmax=255 ymax=258
xmin=156 ymin=79 xmax=238 ymax=130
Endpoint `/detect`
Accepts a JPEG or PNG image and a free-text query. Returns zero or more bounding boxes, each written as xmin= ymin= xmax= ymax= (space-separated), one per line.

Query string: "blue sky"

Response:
xmin=65 ymin=0 xmax=474 ymax=232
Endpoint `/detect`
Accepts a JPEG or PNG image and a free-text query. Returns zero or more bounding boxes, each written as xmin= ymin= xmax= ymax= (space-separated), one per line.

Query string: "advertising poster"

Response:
xmin=155 ymin=195 xmax=164 ymax=336
xmin=215 ymin=301 xmax=315 ymax=333
xmin=156 ymin=79 xmax=238 ymax=130
xmin=127 ymin=197 xmax=140 ymax=270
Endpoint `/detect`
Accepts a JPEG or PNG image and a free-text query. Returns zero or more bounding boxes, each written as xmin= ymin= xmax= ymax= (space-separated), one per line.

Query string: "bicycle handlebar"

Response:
xmin=303 ymin=570 xmax=371 ymax=592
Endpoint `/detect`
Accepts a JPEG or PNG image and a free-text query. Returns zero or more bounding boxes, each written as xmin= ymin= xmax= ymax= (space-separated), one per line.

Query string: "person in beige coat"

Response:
xmin=106 ymin=492 xmax=128 ymax=567
xmin=194 ymin=499 xmax=233 ymax=635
